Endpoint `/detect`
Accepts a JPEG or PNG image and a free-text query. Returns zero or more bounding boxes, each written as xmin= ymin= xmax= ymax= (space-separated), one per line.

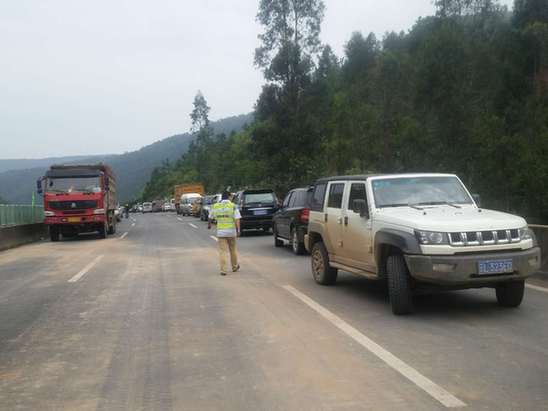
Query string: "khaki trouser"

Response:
xmin=218 ymin=237 xmax=238 ymax=274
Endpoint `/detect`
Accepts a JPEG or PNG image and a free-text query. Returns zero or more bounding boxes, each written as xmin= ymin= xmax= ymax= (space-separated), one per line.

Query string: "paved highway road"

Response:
xmin=1 ymin=213 xmax=547 ymax=410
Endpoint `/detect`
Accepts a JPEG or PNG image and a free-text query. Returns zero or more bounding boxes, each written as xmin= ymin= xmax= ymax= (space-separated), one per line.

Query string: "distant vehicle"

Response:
xmin=170 ymin=198 xmax=176 ymax=211
xmin=152 ymin=200 xmax=163 ymax=212
xmin=201 ymin=194 xmax=221 ymax=221
xmin=305 ymin=173 xmax=541 ymax=315
xmin=115 ymin=205 xmax=122 ymax=222
xmin=232 ymin=189 xmax=279 ymax=233
xmin=191 ymin=197 xmax=202 ymax=217
xmin=273 ymin=186 xmax=312 ymax=255
xmin=37 ymin=164 xmax=117 ymax=241
xmin=163 ymin=203 xmax=172 ymax=212
xmin=174 ymin=183 xmax=205 ymax=214
xmin=180 ymin=193 xmax=202 ymax=216
xmin=142 ymin=202 xmax=153 ymax=213
xmin=137 ymin=204 xmax=144 ymax=213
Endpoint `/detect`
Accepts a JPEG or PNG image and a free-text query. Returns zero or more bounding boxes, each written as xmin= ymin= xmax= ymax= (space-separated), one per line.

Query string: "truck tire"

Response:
xmin=50 ymin=227 xmax=60 ymax=242
xmin=98 ymin=223 xmax=107 ymax=239
xmin=496 ymin=280 xmax=524 ymax=307
xmin=387 ymin=254 xmax=414 ymax=315
xmin=311 ymin=241 xmax=338 ymax=285
xmin=291 ymin=228 xmax=305 ymax=255
xmin=273 ymin=224 xmax=283 ymax=247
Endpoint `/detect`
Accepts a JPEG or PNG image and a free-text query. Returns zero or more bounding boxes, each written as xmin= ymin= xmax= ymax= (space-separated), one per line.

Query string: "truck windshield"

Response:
xmin=371 ymin=176 xmax=473 ymax=208
xmin=46 ymin=177 xmax=101 ymax=194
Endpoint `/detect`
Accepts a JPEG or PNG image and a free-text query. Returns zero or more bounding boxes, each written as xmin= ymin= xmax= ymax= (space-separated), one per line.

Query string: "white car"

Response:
xmin=142 ymin=202 xmax=153 ymax=213
xmin=305 ymin=173 xmax=541 ymax=315
xmin=180 ymin=193 xmax=202 ymax=216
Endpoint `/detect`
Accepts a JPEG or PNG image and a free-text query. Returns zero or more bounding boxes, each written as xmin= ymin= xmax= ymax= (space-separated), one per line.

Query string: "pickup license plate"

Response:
xmin=478 ymin=259 xmax=513 ymax=275
xmin=253 ymin=210 xmax=268 ymax=216
xmin=68 ymin=217 xmax=80 ymax=223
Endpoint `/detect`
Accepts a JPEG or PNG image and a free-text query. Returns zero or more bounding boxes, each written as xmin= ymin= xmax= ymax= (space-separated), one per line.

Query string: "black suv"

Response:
xmin=233 ymin=189 xmax=279 ymax=233
xmin=273 ymin=187 xmax=312 ymax=254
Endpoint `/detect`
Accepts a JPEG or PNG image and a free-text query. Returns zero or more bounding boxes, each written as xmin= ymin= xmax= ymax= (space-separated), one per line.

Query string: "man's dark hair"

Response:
xmin=221 ymin=191 xmax=230 ymax=200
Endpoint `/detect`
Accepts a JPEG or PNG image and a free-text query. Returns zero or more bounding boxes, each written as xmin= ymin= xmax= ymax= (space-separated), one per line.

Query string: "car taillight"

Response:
xmin=300 ymin=208 xmax=310 ymax=223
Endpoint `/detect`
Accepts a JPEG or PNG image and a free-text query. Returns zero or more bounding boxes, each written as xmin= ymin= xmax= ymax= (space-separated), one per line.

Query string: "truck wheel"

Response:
xmin=98 ymin=223 xmax=107 ymax=239
xmin=273 ymin=224 xmax=284 ymax=247
xmin=496 ymin=280 xmax=524 ymax=307
xmin=387 ymin=254 xmax=414 ymax=315
xmin=291 ymin=228 xmax=305 ymax=255
xmin=50 ymin=227 xmax=60 ymax=242
xmin=311 ymin=242 xmax=338 ymax=285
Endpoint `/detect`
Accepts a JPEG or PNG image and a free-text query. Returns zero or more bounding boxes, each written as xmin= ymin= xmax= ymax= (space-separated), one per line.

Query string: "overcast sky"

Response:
xmin=0 ymin=0 xmax=513 ymax=159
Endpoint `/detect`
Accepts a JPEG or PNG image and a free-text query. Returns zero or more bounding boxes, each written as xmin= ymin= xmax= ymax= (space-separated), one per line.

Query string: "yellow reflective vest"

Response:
xmin=212 ymin=201 xmax=236 ymax=231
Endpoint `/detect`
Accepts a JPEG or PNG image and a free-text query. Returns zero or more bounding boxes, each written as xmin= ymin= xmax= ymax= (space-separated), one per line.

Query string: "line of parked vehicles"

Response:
xmin=133 ymin=173 xmax=542 ymax=316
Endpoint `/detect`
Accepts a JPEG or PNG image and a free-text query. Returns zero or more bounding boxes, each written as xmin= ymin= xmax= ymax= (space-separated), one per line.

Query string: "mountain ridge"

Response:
xmin=0 ymin=113 xmax=253 ymax=204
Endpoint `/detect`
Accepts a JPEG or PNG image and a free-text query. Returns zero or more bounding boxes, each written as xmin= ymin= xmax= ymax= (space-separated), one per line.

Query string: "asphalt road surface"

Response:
xmin=1 ymin=213 xmax=547 ymax=410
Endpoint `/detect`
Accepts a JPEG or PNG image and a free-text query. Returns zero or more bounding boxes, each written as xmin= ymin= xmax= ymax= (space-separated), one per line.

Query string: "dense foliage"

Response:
xmin=143 ymin=0 xmax=548 ymax=223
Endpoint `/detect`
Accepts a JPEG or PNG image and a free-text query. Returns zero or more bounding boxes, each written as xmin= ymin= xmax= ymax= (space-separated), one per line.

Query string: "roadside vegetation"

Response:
xmin=142 ymin=0 xmax=548 ymax=223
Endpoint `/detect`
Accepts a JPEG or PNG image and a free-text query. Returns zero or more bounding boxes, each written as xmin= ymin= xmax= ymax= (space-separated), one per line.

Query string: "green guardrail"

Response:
xmin=0 ymin=205 xmax=44 ymax=227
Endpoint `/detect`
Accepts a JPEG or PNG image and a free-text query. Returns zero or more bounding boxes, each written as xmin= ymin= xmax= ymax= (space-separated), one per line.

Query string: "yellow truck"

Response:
xmin=174 ymin=183 xmax=205 ymax=215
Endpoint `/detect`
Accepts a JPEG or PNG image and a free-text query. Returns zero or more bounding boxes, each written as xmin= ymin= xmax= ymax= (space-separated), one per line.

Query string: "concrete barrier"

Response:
xmin=0 ymin=223 xmax=47 ymax=252
xmin=531 ymin=225 xmax=548 ymax=274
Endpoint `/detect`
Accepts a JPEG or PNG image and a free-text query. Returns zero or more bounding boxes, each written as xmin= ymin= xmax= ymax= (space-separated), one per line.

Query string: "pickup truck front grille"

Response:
xmin=449 ymin=229 xmax=520 ymax=246
xmin=48 ymin=200 xmax=98 ymax=210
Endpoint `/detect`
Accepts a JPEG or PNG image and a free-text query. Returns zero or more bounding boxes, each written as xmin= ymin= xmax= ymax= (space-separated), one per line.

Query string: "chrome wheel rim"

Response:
xmin=292 ymin=230 xmax=298 ymax=253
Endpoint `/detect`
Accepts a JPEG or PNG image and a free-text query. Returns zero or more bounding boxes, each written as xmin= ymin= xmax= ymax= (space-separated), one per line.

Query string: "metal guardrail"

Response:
xmin=0 ymin=205 xmax=44 ymax=227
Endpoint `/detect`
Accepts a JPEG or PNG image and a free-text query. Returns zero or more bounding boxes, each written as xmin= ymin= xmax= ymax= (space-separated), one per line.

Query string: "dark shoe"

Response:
xmin=220 ymin=272 xmax=227 ymax=276
xmin=232 ymin=265 xmax=240 ymax=272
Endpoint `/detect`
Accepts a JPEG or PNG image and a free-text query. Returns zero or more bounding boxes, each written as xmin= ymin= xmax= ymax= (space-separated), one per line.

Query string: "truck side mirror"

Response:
xmin=472 ymin=193 xmax=481 ymax=207
xmin=36 ymin=179 xmax=43 ymax=196
xmin=353 ymin=199 xmax=369 ymax=219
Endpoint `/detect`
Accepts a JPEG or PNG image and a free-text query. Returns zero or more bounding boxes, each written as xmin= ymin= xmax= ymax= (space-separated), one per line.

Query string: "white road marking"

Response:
xmin=283 ymin=285 xmax=467 ymax=408
xmin=210 ymin=236 xmax=218 ymax=242
xmin=68 ymin=255 xmax=104 ymax=283
xmin=526 ymin=283 xmax=548 ymax=294
xmin=131 ymin=223 xmax=136 ymax=227
xmin=120 ymin=232 xmax=128 ymax=240
xmin=177 ymin=217 xmax=183 ymax=222
xmin=189 ymin=223 xmax=198 ymax=229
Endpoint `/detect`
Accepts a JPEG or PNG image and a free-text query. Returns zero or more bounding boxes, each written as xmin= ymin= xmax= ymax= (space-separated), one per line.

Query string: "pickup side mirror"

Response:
xmin=36 ymin=179 xmax=43 ymax=196
xmin=472 ymin=193 xmax=481 ymax=207
xmin=352 ymin=199 xmax=369 ymax=219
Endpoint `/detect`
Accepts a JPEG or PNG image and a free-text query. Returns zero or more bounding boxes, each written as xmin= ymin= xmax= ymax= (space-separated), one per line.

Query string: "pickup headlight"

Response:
xmin=519 ymin=226 xmax=534 ymax=241
xmin=415 ymin=230 xmax=449 ymax=245
xmin=93 ymin=208 xmax=106 ymax=215
xmin=44 ymin=210 xmax=55 ymax=217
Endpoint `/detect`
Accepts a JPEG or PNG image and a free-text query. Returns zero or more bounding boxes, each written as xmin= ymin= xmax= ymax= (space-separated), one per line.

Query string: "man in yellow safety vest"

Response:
xmin=208 ymin=191 xmax=241 ymax=276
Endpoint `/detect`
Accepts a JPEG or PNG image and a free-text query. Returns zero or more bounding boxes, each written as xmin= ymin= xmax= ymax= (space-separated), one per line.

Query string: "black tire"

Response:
xmin=291 ymin=228 xmax=305 ymax=255
xmin=50 ymin=227 xmax=60 ymax=242
xmin=98 ymin=223 xmax=107 ymax=239
xmin=273 ymin=224 xmax=284 ymax=247
xmin=108 ymin=222 xmax=116 ymax=235
xmin=311 ymin=242 xmax=338 ymax=285
xmin=496 ymin=280 xmax=525 ymax=307
xmin=387 ymin=254 xmax=414 ymax=315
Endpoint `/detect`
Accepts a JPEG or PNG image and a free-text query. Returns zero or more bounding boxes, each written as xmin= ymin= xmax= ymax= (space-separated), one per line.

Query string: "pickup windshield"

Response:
xmin=371 ymin=176 xmax=473 ymax=208
xmin=46 ymin=177 xmax=101 ymax=194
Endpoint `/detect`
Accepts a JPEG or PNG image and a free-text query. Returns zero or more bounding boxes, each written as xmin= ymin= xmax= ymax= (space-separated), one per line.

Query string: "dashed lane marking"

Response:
xmin=177 ymin=217 xmax=183 ymax=222
xmin=131 ymin=223 xmax=136 ymax=227
xmin=120 ymin=232 xmax=128 ymax=240
xmin=282 ymin=285 xmax=467 ymax=408
xmin=68 ymin=255 xmax=104 ymax=283
xmin=189 ymin=223 xmax=198 ymax=229
xmin=526 ymin=283 xmax=548 ymax=294
xmin=210 ymin=236 xmax=218 ymax=242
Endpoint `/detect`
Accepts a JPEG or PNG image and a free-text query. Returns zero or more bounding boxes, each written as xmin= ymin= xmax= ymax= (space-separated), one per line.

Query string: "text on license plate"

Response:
xmin=253 ymin=210 xmax=268 ymax=216
xmin=68 ymin=217 xmax=80 ymax=223
xmin=478 ymin=259 xmax=513 ymax=275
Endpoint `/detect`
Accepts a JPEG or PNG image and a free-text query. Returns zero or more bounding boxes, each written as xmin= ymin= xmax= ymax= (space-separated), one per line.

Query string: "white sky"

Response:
xmin=0 ymin=0 xmax=513 ymax=159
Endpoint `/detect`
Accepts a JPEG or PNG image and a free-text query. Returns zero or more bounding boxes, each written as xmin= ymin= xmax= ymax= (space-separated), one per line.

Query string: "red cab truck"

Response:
xmin=37 ymin=164 xmax=117 ymax=241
